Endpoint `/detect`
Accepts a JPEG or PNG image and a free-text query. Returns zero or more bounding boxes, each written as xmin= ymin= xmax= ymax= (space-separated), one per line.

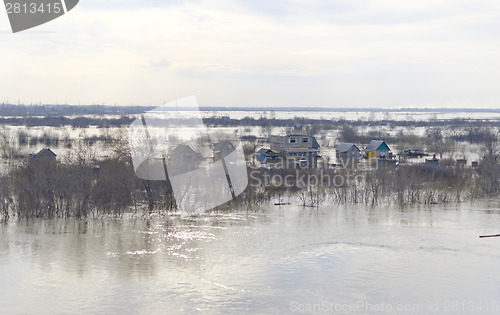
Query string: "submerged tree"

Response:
xmin=477 ymin=133 xmax=500 ymax=195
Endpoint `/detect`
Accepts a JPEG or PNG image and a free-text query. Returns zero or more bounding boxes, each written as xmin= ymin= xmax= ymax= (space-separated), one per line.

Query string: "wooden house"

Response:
xmin=256 ymin=148 xmax=279 ymax=163
xmin=363 ymin=140 xmax=391 ymax=159
xmin=270 ymin=134 xmax=320 ymax=169
xmin=213 ymin=140 xmax=236 ymax=161
xmin=30 ymin=148 xmax=57 ymax=162
xmin=336 ymin=143 xmax=361 ymax=160
xmin=169 ymin=144 xmax=203 ymax=174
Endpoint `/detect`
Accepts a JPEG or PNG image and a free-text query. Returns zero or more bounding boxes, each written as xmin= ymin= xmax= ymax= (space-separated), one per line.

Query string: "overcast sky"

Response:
xmin=1 ymin=0 xmax=500 ymax=108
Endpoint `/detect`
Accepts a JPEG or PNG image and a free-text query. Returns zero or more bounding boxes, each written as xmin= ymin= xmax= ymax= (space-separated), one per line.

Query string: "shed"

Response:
xmin=336 ymin=143 xmax=360 ymax=159
xmin=363 ymin=140 xmax=391 ymax=159
xmin=169 ymin=144 xmax=203 ymax=175
xmin=256 ymin=148 xmax=279 ymax=163
xmin=213 ymin=140 xmax=236 ymax=161
xmin=30 ymin=148 xmax=57 ymax=161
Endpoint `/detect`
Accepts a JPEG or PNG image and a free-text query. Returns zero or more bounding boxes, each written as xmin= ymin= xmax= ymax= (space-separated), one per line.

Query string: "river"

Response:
xmin=1 ymin=201 xmax=500 ymax=314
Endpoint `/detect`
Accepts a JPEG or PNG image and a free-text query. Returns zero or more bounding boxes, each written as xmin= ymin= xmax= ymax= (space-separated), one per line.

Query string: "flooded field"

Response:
xmin=0 ymin=109 xmax=496 ymax=162
xmin=2 ymin=201 xmax=500 ymax=314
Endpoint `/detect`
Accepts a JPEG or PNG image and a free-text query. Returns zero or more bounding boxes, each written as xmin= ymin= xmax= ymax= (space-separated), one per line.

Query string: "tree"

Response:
xmin=339 ymin=125 xmax=359 ymax=143
xmin=477 ymin=133 xmax=500 ymax=195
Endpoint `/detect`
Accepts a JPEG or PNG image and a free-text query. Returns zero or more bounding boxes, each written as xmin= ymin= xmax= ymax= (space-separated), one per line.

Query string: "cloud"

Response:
xmin=79 ymin=0 xmax=184 ymax=11
xmin=1 ymin=0 xmax=500 ymax=108
xmin=148 ymin=60 xmax=170 ymax=68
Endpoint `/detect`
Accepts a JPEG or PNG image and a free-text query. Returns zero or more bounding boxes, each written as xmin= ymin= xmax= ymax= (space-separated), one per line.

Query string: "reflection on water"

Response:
xmin=2 ymin=202 xmax=500 ymax=314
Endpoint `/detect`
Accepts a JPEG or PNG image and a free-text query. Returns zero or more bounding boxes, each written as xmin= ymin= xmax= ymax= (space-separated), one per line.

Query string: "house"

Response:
xmin=169 ymin=144 xmax=203 ymax=175
xmin=256 ymin=148 xmax=279 ymax=163
xmin=213 ymin=140 xmax=236 ymax=161
xmin=270 ymin=135 xmax=319 ymax=151
xmin=363 ymin=140 xmax=392 ymax=159
xmin=30 ymin=148 xmax=57 ymax=162
xmin=270 ymin=134 xmax=320 ymax=169
xmin=335 ymin=143 xmax=361 ymax=160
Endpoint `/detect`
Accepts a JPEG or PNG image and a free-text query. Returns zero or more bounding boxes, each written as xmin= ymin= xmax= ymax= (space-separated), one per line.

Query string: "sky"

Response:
xmin=1 ymin=0 xmax=500 ymax=109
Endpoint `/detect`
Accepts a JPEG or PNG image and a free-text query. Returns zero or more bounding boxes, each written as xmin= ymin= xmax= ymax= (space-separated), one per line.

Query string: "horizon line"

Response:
xmin=2 ymin=103 xmax=500 ymax=113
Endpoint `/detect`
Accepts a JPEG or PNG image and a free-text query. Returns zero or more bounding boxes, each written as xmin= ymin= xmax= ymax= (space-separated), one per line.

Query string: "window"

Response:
xmin=302 ymin=138 xmax=309 ymax=143
xmin=289 ymin=138 xmax=296 ymax=143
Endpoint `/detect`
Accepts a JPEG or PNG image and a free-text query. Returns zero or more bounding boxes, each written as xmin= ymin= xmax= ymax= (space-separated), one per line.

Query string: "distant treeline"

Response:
xmin=1 ymin=104 xmax=500 ymax=130
xmin=338 ymin=125 xmax=499 ymax=146
xmin=0 ymin=116 xmax=135 ymax=128
xmin=204 ymin=116 xmax=500 ymax=129
xmin=3 ymin=103 xmax=500 ymax=116
xmin=0 ymin=104 xmax=154 ymax=117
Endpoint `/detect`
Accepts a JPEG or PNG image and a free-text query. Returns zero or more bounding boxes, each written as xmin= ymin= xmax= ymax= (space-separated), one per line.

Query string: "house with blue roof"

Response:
xmin=363 ymin=140 xmax=392 ymax=159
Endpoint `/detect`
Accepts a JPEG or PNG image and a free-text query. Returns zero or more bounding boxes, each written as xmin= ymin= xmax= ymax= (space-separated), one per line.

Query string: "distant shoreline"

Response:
xmin=2 ymin=103 xmax=500 ymax=115
xmin=200 ymin=107 xmax=500 ymax=113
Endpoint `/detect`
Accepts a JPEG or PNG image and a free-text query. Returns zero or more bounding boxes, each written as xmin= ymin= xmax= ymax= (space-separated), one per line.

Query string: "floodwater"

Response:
xmin=1 ymin=202 xmax=500 ymax=314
